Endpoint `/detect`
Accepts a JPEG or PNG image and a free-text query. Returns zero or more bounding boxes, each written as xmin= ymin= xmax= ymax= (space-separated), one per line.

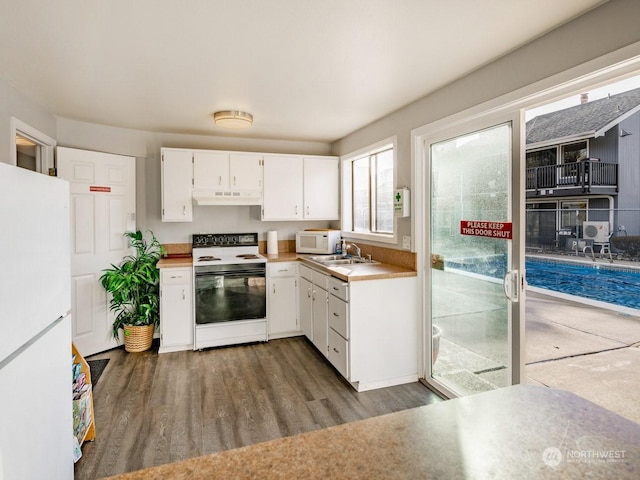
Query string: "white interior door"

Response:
xmin=57 ymin=147 xmax=136 ymax=356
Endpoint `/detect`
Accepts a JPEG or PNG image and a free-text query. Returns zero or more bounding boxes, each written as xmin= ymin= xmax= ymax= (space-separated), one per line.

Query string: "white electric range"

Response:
xmin=192 ymin=233 xmax=268 ymax=350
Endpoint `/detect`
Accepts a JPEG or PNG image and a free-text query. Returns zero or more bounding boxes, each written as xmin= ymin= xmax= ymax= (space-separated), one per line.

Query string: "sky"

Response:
xmin=525 ymin=75 xmax=640 ymax=120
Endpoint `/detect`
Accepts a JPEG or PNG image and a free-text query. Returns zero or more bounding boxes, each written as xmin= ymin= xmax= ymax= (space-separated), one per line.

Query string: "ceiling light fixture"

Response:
xmin=212 ymin=110 xmax=253 ymax=129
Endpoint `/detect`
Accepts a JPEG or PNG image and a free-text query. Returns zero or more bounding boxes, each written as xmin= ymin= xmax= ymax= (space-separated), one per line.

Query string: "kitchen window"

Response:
xmin=341 ymin=137 xmax=396 ymax=243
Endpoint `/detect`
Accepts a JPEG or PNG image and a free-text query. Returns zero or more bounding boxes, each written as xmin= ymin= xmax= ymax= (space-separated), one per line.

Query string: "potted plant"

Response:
xmin=100 ymin=230 xmax=165 ymax=352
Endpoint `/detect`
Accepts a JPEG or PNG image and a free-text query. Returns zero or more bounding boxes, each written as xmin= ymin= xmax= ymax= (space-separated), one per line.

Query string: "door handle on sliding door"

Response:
xmin=503 ymin=269 xmax=520 ymax=303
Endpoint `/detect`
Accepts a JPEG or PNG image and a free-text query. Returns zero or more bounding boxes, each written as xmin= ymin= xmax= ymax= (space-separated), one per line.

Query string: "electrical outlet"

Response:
xmin=402 ymin=236 xmax=411 ymax=250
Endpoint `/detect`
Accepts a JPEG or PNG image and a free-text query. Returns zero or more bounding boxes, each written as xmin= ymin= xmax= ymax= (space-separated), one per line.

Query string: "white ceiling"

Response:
xmin=0 ymin=0 xmax=605 ymax=143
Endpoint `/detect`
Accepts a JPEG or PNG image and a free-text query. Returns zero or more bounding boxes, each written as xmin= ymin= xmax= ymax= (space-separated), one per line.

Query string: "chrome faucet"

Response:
xmin=347 ymin=242 xmax=361 ymax=258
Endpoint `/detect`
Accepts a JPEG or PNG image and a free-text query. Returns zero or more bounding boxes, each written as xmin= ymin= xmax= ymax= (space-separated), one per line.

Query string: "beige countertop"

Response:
xmin=298 ymin=257 xmax=416 ymax=281
xmin=265 ymin=252 xmax=416 ymax=281
xmin=158 ymin=253 xmax=416 ymax=281
xmin=263 ymin=252 xmax=299 ymax=262
xmin=101 ymin=384 xmax=640 ymax=480
xmin=156 ymin=256 xmax=193 ymax=268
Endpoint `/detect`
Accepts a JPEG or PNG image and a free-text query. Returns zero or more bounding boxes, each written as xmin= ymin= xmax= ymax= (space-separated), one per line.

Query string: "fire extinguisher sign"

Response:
xmin=460 ymin=220 xmax=512 ymax=240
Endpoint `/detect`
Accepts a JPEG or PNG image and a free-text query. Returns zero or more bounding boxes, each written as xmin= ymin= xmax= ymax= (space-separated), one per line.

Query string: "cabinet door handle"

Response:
xmin=307 ymin=288 xmax=311 ymax=298
xmin=295 ymin=205 xmax=298 ymax=215
xmin=183 ymin=205 xmax=186 ymax=215
xmin=233 ymin=175 xmax=237 ymax=186
xmin=333 ymin=312 xmax=339 ymax=317
xmin=333 ymin=347 xmax=339 ymax=353
xmin=273 ymin=284 xmax=276 ymax=294
xmin=306 ymin=206 xmax=310 ymax=216
xmin=218 ymin=175 xmax=222 ymax=186
xmin=312 ymin=289 xmax=316 ymax=301
xmin=182 ymin=289 xmax=186 ymax=300
xmin=333 ymin=286 xmax=339 ymax=291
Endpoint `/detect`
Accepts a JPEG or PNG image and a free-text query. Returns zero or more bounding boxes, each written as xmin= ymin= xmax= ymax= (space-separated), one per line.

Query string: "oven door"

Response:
xmin=194 ymin=263 xmax=266 ymax=324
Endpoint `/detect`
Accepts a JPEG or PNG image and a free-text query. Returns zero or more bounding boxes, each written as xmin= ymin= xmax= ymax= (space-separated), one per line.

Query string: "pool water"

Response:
xmin=525 ymin=259 xmax=640 ymax=310
xmin=446 ymin=255 xmax=640 ymax=310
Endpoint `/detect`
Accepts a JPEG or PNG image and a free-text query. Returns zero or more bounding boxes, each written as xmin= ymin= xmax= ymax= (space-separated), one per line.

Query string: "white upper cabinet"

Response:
xmin=193 ymin=151 xmax=262 ymax=192
xmin=262 ymin=155 xmax=304 ymax=220
xmin=160 ymin=148 xmax=335 ymax=217
xmin=161 ymin=149 xmax=193 ymax=222
xmin=230 ymin=153 xmax=263 ymax=191
xmin=303 ymin=156 xmax=339 ymax=220
xmin=262 ymin=155 xmax=339 ymax=221
xmin=193 ymin=151 xmax=228 ymax=190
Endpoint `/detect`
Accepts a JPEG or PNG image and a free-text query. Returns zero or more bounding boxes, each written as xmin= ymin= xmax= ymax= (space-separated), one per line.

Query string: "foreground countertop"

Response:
xmin=102 ymin=385 xmax=640 ymax=480
xmin=158 ymin=253 xmax=416 ymax=281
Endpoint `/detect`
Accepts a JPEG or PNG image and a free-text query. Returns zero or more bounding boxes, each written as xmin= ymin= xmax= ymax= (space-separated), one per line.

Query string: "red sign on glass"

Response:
xmin=89 ymin=186 xmax=111 ymax=193
xmin=460 ymin=220 xmax=512 ymax=240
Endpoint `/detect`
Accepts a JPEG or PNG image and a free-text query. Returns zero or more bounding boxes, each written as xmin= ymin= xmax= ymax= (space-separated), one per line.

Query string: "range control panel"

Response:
xmin=192 ymin=232 xmax=258 ymax=248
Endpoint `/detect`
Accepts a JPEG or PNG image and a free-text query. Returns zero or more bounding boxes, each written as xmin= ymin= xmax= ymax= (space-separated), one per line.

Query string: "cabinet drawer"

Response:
xmin=268 ymin=262 xmax=298 ymax=278
xmin=328 ymin=277 xmax=348 ymax=301
xmin=328 ymin=328 xmax=349 ymax=379
xmin=311 ymin=269 xmax=329 ymax=290
xmin=328 ymin=295 xmax=348 ymax=339
xmin=161 ymin=268 xmax=192 ymax=285
xmin=299 ymin=264 xmax=313 ymax=281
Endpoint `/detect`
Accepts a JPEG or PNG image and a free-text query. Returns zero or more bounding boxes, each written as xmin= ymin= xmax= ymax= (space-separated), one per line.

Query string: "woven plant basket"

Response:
xmin=123 ymin=324 xmax=155 ymax=352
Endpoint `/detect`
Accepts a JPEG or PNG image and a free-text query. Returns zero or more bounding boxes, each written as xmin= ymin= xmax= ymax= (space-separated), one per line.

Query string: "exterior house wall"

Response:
xmin=589 ymin=128 xmax=620 ymax=228
xmin=617 ymin=112 xmax=640 ymax=235
xmin=525 ymin=109 xmax=640 ymax=240
xmin=588 ymin=197 xmax=611 ymax=223
xmin=589 ymin=128 xmax=618 ymax=163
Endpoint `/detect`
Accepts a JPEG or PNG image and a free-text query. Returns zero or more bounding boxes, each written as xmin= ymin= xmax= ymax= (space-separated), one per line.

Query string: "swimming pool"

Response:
xmin=525 ymin=258 xmax=640 ymax=310
xmin=445 ymin=255 xmax=640 ymax=310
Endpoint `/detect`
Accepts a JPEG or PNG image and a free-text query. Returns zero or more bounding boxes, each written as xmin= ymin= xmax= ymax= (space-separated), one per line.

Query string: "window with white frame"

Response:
xmin=342 ymin=138 xmax=396 ymax=242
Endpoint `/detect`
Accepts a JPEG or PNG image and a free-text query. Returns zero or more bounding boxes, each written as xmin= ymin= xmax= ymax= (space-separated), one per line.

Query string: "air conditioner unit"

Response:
xmin=583 ymin=221 xmax=610 ymax=243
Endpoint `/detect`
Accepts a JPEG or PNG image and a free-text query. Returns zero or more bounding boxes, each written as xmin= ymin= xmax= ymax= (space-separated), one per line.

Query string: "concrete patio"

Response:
xmin=526 ymin=289 xmax=640 ymax=424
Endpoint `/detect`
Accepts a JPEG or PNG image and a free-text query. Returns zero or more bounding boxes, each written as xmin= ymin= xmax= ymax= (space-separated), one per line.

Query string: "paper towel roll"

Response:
xmin=267 ymin=230 xmax=278 ymax=254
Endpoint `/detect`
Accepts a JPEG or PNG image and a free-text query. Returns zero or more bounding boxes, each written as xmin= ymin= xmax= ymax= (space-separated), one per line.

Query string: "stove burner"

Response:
xmin=198 ymin=256 xmax=221 ymax=262
xmin=236 ymin=254 xmax=260 ymax=259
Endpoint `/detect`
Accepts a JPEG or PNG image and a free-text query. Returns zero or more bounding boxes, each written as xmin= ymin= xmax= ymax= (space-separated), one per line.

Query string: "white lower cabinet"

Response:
xmin=311 ymin=284 xmax=329 ymax=357
xmin=267 ymin=262 xmax=300 ymax=339
xmin=298 ymin=276 xmax=313 ymax=339
xmin=328 ymin=328 xmax=348 ymax=378
xmin=328 ymin=277 xmax=349 ymax=378
xmin=159 ymin=268 xmax=193 ymax=353
xmin=299 ymin=262 xmax=418 ymax=392
xmin=299 ymin=264 xmax=329 ymax=357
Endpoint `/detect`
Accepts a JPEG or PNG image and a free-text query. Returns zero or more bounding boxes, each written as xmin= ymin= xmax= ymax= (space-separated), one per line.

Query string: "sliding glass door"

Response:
xmin=425 ymin=116 xmax=525 ymax=397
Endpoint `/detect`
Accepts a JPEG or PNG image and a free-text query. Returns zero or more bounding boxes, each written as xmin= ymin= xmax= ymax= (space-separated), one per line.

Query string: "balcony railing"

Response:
xmin=526 ymin=160 xmax=618 ymax=194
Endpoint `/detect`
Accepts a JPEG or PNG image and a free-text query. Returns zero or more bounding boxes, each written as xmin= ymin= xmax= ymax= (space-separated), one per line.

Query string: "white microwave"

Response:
xmin=295 ymin=230 xmax=341 ymax=254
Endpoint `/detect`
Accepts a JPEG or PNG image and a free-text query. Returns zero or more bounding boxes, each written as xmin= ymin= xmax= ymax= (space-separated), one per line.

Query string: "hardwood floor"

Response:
xmin=75 ymin=337 xmax=442 ymax=479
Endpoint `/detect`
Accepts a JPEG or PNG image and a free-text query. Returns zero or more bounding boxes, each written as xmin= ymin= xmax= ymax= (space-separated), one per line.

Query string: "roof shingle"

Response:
xmin=526 ymin=87 xmax=640 ymax=145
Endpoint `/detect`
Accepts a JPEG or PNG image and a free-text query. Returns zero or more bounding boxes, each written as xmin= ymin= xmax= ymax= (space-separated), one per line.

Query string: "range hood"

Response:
xmin=192 ymin=189 xmax=262 ymax=206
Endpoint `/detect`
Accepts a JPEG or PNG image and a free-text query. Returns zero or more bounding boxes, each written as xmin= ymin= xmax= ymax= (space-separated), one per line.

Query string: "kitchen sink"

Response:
xmin=307 ymin=255 xmax=379 ymax=266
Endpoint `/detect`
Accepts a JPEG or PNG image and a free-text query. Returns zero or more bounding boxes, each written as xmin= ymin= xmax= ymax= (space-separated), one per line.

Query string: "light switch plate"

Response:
xmin=402 ymin=236 xmax=411 ymax=250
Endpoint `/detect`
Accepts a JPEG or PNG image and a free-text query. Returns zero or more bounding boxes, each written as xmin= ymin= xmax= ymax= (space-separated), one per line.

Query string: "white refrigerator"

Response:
xmin=0 ymin=163 xmax=74 ymax=479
